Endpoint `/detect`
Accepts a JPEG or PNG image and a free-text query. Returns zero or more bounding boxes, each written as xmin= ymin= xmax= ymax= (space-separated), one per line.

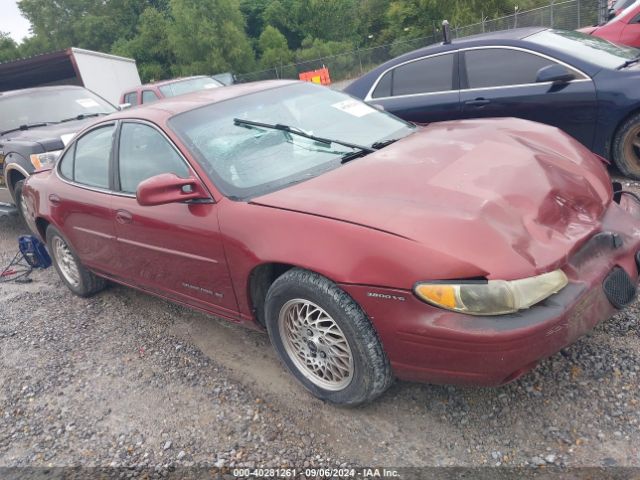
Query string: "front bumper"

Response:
xmin=341 ymin=200 xmax=640 ymax=386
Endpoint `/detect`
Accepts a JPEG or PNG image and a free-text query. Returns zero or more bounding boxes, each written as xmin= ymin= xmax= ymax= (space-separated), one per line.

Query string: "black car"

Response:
xmin=345 ymin=28 xmax=640 ymax=179
xmin=0 ymin=86 xmax=116 ymax=217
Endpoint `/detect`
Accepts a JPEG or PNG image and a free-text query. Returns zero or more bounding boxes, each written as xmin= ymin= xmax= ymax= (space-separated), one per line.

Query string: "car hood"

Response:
xmin=251 ymin=118 xmax=612 ymax=280
xmin=0 ymin=119 xmax=94 ymax=150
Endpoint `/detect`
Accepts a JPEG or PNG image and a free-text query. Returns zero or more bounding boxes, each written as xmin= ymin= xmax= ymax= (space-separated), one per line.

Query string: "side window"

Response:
xmin=58 ymin=144 xmax=75 ymax=180
xmin=464 ymin=49 xmax=563 ymax=89
xmin=142 ymin=90 xmax=159 ymax=104
xmin=73 ymin=125 xmax=115 ymax=189
xmin=124 ymin=92 xmax=138 ymax=106
xmin=387 ymin=54 xmax=455 ymax=97
xmin=118 ymin=122 xmax=190 ymax=194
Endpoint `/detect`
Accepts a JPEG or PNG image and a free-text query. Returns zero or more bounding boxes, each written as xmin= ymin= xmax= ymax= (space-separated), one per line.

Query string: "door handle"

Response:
xmin=465 ymin=98 xmax=491 ymax=107
xmin=115 ymin=210 xmax=133 ymax=224
xmin=48 ymin=194 xmax=61 ymax=205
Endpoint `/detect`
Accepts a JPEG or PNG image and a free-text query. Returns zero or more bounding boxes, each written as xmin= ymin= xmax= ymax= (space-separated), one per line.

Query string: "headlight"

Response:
xmin=30 ymin=150 xmax=63 ymax=169
xmin=414 ymin=270 xmax=568 ymax=316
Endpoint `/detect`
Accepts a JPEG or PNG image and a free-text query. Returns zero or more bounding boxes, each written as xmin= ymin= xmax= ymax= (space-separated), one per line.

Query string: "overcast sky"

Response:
xmin=1 ymin=0 xmax=31 ymax=42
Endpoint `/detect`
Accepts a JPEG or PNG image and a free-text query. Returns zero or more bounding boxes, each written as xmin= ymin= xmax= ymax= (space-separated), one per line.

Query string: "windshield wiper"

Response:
xmin=233 ymin=118 xmax=376 ymax=155
xmin=0 ymin=122 xmax=55 ymax=136
xmin=59 ymin=112 xmax=110 ymax=123
xmin=371 ymin=138 xmax=400 ymax=149
xmin=618 ymin=55 xmax=640 ymax=70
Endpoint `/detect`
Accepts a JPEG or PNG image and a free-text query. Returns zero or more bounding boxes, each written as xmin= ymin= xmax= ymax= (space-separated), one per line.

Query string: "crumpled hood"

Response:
xmin=252 ymin=118 xmax=612 ymax=280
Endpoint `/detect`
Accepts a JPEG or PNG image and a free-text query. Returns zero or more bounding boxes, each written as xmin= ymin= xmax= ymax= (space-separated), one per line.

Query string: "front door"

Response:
xmin=460 ymin=47 xmax=597 ymax=149
xmin=110 ymin=121 xmax=238 ymax=316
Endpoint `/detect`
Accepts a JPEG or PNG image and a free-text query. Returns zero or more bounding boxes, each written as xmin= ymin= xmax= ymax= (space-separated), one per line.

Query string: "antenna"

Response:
xmin=442 ymin=20 xmax=452 ymax=45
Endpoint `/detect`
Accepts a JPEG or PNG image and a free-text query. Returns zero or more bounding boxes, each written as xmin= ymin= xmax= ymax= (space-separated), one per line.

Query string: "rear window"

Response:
xmin=158 ymin=77 xmax=222 ymax=97
xmin=372 ymin=53 xmax=455 ymax=98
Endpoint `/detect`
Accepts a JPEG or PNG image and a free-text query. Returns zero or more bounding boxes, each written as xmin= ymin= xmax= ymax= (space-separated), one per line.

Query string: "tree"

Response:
xmin=258 ymin=25 xmax=292 ymax=69
xmin=0 ymin=33 xmax=21 ymax=63
xmin=169 ymin=0 xmax=256 ymax=75
xmin=112 ymin=7 xmax=174 ymax=82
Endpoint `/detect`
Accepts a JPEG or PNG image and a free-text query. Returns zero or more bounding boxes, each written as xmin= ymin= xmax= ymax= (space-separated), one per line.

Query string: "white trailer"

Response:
xmin=0 ymin=47 xmax=141 ymax=105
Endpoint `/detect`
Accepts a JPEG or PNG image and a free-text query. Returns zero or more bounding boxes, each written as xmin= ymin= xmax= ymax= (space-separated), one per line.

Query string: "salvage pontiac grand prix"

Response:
xmin=22 ymin=80 xmax=640 ymax=405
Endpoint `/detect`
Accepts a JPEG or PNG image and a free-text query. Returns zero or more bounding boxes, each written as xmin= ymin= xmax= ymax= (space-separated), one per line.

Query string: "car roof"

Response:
xmin=0 ymin=85 xmax=89 ymax=98
xmin=133 ymin=75 xmax=215 ymax=91
xmin=112 ymin=80 xmax=299 ymax=121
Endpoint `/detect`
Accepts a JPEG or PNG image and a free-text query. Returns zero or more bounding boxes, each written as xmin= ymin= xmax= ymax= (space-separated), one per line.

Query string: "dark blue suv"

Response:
xmin=345 ymin=28 xmax=640 ymax=179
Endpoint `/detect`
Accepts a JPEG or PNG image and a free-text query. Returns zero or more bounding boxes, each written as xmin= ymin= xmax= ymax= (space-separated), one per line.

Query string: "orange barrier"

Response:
xmin=298 ymin=67 xmax=331 ymax=86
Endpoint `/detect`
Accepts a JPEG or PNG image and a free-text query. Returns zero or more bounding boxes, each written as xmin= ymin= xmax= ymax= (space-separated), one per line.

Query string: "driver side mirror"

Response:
xmin=118 ymin=103 xmax=132 ymax=111
xmin=136 ymin=173 xmax=211 ymax=206
xmin=536 ymin=64 xmax=576 ymax=84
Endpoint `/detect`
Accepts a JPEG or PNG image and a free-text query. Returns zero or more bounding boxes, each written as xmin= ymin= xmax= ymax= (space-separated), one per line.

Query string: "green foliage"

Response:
xmin=0 ymin=32 xmax=20 ymax=63
xmin=258 ymin=26 xmax=293 ymax=69
xmin=168 ymin=0 xmax=256 ymax=75
xmin=7 ymin=0 xmax=558 ymax=81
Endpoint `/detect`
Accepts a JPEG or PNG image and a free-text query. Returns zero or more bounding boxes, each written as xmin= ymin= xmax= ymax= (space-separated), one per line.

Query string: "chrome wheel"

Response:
xmin=18 ymin=192 xmax=29 ymax=220
xmin=278 ymin=299 xmax=354 ymax=391
xmin=51 ymin=236 xmax=80 ymax=288
xmin=623 ymin=124 xmax=640 ymax=176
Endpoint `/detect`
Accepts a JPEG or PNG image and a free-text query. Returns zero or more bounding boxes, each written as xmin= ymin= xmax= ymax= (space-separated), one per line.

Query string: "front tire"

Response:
xmin=13 ymin=179 xmax=27 ymax=222
xmin=46 ymin=225 xmax=106 ymax=297
xmin=612 ymin=112 xmax=640 ymax=180
xmin=265 ymin=268 xmax=393 ymax=405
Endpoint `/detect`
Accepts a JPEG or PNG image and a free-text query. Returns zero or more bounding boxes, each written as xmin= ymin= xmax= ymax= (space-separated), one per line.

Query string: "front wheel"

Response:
xmin=13 ymin=179 xmax=27 ymax=222
xmin=265 ymin=268 xmax=393 ymax=406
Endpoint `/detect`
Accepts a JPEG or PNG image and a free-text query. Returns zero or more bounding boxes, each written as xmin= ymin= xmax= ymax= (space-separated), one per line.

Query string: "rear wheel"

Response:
xmin=46 ymin=225 xmax=106 ymax=297
xmin=613 ymin=113 xmax=640 ymax=179
xmin=265 ymin=268 xmax=393 ymax=405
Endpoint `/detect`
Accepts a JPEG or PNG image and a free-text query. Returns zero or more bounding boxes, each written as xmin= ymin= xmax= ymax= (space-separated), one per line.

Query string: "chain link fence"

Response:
xmin=236 ymin=0 xmax=605 ymax=86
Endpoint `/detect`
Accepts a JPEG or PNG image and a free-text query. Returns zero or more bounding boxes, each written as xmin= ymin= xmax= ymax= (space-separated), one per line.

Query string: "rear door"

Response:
xmin=460 ymin=47 xmax=597 ymax=148
xmin=53 ymin=123 xmax=118 ymax=273
xmin=365 ymin=51 xmax=461 ymax=123
xmin=110 ymin=120 xmax=238 ymax=316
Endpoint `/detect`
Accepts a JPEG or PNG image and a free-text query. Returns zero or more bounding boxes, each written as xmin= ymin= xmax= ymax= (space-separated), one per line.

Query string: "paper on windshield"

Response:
xmin=331 ymin=99 xmax=376 ymax=117
xmin=76 ymin=98 xmax=101 ymax=108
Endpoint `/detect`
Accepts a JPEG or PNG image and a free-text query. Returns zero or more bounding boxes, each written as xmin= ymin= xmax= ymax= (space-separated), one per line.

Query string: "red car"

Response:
xmin=120 ymin=75 xmax=223 ymax=107
xmin=22 ymin=81 xmax=640 ymax=405
xmin=579 ymin=1 xmax=640 ymax=47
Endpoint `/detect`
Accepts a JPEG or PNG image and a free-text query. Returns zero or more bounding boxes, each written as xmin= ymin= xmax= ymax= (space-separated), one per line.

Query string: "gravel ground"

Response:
xmin=0 ymin=173 xmax=639 ymax=477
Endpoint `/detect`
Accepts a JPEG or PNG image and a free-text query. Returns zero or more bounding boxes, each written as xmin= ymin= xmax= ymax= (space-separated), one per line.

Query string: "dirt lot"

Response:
xmin=1 ymin=176 xmax=640 ymax=476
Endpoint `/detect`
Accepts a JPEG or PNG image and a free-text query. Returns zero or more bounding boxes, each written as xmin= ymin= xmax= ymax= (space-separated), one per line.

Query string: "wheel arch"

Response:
xmin=247 ymin=263 xmax=299 ymax=326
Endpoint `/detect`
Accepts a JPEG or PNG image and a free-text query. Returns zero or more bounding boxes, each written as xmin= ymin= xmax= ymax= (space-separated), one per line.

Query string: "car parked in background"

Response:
xmin=22 ymin=81 xmax=640 ymax=405
xmin=579 ymin=1 xmax=640 ymax=47
xmin=120 ymin=75 xmax=223 ymax=106
xmin=345 ymin=27 xmax=640 ymax=179
xmin=0 ymin=85 xmax=116 ymax=218
xmin=609 ymin=0 xmax=636 ymax=19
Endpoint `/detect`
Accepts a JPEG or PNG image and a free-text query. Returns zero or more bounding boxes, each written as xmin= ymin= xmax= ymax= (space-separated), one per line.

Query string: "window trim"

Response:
xmin=56 ymin=122 xmax=118 ymax=195
xmin=113 ymin=119 xmax=204 ymax=198
xmin=364 ymin=45 xmax=590 ymax=101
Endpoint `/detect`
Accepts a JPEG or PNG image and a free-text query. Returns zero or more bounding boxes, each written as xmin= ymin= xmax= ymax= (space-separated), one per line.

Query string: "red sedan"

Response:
xmin=22 ymin=80 xmax=640 ymax=405
xmin=579 ymin=1 xmax=640 ymax=47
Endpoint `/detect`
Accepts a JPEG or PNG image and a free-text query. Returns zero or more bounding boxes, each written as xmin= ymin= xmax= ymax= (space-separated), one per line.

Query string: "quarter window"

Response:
xmin=118 ymin=122 xmax=190 ymax=194
xmin=464 ymin=49 xmax=564 ymax=89
xmin=71 ymin=125 xmax=115 ymax=189
xmin=373 ymin=53 xmax=455 ymax=98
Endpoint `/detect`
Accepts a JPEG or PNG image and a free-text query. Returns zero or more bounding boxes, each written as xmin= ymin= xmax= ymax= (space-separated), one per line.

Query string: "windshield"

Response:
xmin=169 ymin=82 xmax=415 ymax=199
xmin=158 ymin=77 xmax=222 ymax=97
xmin=0 ymin=87 xmax=115 ymax=134
xmin=528 ymin=29 xmax=639 ymax=69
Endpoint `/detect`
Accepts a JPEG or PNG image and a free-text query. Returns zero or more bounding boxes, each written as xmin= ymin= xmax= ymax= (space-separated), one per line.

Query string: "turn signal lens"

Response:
xmin=414 ymin=270 xmax=568 ymax=316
